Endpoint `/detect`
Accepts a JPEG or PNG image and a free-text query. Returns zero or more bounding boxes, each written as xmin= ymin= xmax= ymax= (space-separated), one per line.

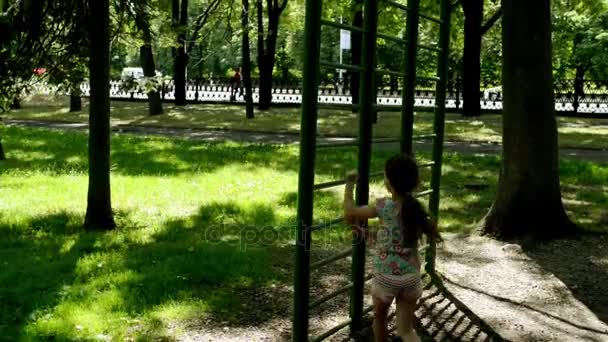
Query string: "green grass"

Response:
xmin=5 ymin=96 xmax=608 ymax=150
xmin=0 ymin=126 xmax=606 ymax=341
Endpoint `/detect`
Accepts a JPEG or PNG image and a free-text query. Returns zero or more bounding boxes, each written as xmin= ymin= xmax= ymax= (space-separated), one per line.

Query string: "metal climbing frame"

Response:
xmin=293 ymin=0 xmax=452 ymax=340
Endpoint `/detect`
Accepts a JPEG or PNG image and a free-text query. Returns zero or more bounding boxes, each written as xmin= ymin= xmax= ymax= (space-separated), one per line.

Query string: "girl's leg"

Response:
xmin=372 ymin=295 xmax=391 ymax=342
xmin=396 ymin=286 xmax=421 ymax=342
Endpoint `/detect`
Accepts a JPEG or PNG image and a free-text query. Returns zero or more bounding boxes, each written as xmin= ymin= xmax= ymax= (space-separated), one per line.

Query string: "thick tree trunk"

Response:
xmin=462 ymin=0 xmax=483 ymax=117
xmin=483 ymin=0 xmax=576 ymax=239
xmin=242 ymin=0 xmax=254 ymax=119
xmin=84 ymin=0 xmax=115 ymax=231
xmin=69 ymin=86 xmax=82 ymax=112
xmin=141 ymin=45 xmax=164 ymax=115
xmin=173 ymin=0 xmax=188 ymax=106
xmin=350 ymin=3 xmax=363 ymax=112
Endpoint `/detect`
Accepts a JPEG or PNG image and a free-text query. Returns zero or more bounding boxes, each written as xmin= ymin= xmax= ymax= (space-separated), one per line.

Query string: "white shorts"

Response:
xmin=371 ymin=272 xmax=422 ymax=303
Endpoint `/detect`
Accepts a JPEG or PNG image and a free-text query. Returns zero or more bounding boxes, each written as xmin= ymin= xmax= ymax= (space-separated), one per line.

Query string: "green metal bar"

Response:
xmin=292 ymin=0 xmax=323 ymax=339
xmin=384 ymin=0 xmax=442 ymax=23
xmin=310 ymin=275 xmax=372 ymax=308
xmin=320 ymin=60 xmax=365 ymax=72
xmin=310 ymin=248 xmax=353 ymax=270
xmin=320 ymin=19 xmax=365 ymax=33
xmin=375 ymin=68 xmax=405 ymax=77
xmin=351 ymin=0 xmax=377 ymax=333
xmin=418 ymin=43 xmax=442 ymax=53
xmin=314 ymin=179 xmax=348 ymax=190
xmin=427 ymin=0 xmax=451 ymax=275
xmin=401 ymin=0 xmax=420 ymax=155
xmin=415 ymin=189 xmax=434 ymax=198
xmin=311 ymin=217 xmax=345 ymax=231
xmin=310 ymin=318 xmax=352 ymax=342
xmin=377 ymin=32 xmax=406 ymax=44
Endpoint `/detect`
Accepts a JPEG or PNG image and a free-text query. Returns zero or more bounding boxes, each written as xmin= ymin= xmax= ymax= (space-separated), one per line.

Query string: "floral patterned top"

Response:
xmin=373 ymin=198 xmax=420 ymax=276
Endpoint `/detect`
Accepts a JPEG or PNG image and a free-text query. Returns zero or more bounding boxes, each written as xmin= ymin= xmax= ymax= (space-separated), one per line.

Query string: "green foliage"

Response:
xmin=553 ymin=0 xmax=608 ymax=79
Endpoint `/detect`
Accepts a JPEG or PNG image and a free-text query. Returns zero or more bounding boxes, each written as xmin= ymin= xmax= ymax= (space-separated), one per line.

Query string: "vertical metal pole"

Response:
xmin=350 ymin=0 xmax=363 ymax=112
xmin=351 ymin=0 xmax=377 ymax=333
xmin=292 ymin=0 xmax=322 ymax=340
xmin=401 ymin=0 xmax=420 ymax=155
xmin=427 ymin=0 xmax=451 ymax=275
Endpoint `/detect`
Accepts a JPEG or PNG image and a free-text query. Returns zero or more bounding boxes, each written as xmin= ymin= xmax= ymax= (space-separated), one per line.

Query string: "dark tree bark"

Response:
xmin=256 ymin=0 xmax=287 ymax=110
xmin=483 ymin=0 xmax=576 ymax=239
xmin=572 ymin=64 xmax=587 ymax=113
xmin=0 ymin=139 xmax=4 ymax=160
xmin=242 ymin=0 xmax=254 ymax=119
xmin=69 ymin=86 xmax=82 ymax=112
xmin=462 ymin=0 xmax=483 ymax=117
xmin=173 ymin=0 xmax=188 ymax=106
xmin=10 ymin=97 xmax=20 ymax=109
xmin=134 ymin=2 xmax=163 ymax=116
xmin=84 ymin=0 xmax=115 ymax=230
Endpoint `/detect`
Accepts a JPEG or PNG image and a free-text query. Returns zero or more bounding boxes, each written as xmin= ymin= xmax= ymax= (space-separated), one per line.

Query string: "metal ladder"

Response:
xmin=293 ymin=0 xmax=452 ymax=340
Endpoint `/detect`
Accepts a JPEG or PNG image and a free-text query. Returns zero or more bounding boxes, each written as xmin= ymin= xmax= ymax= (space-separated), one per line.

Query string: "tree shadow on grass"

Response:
xmin=0 ymin=212 xmax=98 ymax=341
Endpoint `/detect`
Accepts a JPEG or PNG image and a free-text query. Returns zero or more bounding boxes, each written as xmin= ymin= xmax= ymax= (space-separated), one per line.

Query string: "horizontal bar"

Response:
xmin=320 ymin=19 xmax=364 ymax=33
xmin=320 ymin=60 xmax=366 ymax=72
xmin=377 ymin=32 xmax=406 ymax=45
xmin=412 ymin=134 xmax=437 ymax=140
xmin=314 ymin=179 xmax=347 ymax=190
xmin=311 ymin=217 xmax=345 ymax=231
xmin=418 ymin=76 xmax=441 ymax=82
xmin=363 ymin=304 xmax=374 ymax=314
xmin=414 ymin=189 xmax=434 ymax=198
xmin=375 ymin=68 xmax=405 ymax=77
xmin=317 ymin=103 xmax=360 ymax=111
xmin=311 ymin=248 xmax=353 ymax=270
xmin=418 ymin=11 xmax=443 ymax=24
xmin=309 ymin=283 xmax=353 ymax=309
xmin=316 ymin=137 xmax=406 ymax=149
xmin=383 ymin=0 xmax=442 ymax=23
xmin=419 ymin=161 xmax=435 ymax=168
xmin=310 ymin=318 xmax=351 ymax=342
xmin=309 ymin=274 xmax=373 ymax=309
xmin=418 ymin=43 xmax=442 ymax=53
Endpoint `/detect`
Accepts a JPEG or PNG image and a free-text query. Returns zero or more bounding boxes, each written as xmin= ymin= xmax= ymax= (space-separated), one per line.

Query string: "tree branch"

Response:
xmin=188 ymin=0 xmax=221 ymax=50
xmin=481 ymin=7 xmax=502 ymax=36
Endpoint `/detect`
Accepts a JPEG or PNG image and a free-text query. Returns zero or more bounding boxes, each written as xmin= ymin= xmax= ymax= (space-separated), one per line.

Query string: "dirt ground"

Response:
xmin=166 ymin=232 xmax=608 ymax=341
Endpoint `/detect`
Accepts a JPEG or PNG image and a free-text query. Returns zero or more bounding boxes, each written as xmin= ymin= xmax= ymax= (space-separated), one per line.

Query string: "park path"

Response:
xmin=4 ymin=119 xmax=608 ymax=163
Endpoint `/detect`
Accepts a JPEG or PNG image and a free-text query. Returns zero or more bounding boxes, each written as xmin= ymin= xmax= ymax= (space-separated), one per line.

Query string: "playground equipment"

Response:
xmin=292 ymin=0 xmax=453 ymax=340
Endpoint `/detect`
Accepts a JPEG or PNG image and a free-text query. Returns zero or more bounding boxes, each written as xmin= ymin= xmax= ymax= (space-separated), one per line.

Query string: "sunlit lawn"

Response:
xmin=0 ymin=126 xmax=606 ymax=341
xmin=5 ymin=97 xmax=608 ymax=150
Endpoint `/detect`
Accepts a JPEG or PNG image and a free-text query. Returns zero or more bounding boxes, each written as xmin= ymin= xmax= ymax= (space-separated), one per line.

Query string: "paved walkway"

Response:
xmin=5 ymin=119 xmax=607 ymax=163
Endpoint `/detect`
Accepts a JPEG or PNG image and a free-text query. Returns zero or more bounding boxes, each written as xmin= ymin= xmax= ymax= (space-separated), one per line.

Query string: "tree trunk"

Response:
xmin=141 ymin=45 xmax=164 ymax=115
xmin=482 ymin=0 xmax=576 ymax=239
xmin=242 ymin=0 xmax=254 ymax=119
xmin=69 ymin=86 xmax=82 ymax=112
xmin=350 ymin=2 xmax=363 ymax=113
xmin=10 ymin=97 xmax=20 ymax=109
xmin=462 ymin=0 xmax=483 ymax=117
xmin=573 ymin=64 xmax=586 ymax=113
xmin=136 ymin=2 xmax=164 ymax=116
xmin=84 ymin=0 xmax=115 ymax=231
xmin=173 ymin=0 xmax=188 ymax=106
xmin=0 ymin=138 xmax=5 ymax=160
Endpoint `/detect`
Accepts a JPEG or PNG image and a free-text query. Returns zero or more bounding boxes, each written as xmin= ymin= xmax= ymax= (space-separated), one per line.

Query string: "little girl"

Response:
xmin=343 ymin=154 xmax=442 ymax=342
